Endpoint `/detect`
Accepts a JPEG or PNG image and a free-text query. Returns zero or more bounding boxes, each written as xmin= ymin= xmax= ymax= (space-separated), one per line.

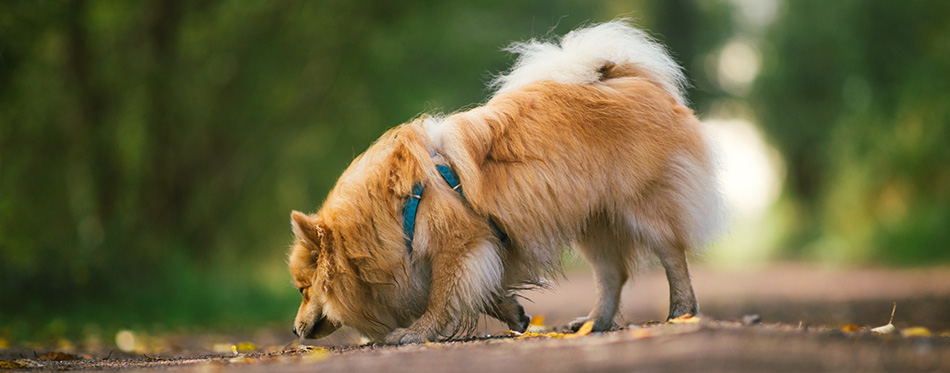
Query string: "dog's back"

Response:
xmin=427 ymin=20 xmax=723 ymax=263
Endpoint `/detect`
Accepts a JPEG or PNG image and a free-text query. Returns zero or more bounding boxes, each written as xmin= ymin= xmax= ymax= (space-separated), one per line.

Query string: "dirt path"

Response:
xmin=3 ymin=264 xmax=950 ymax=371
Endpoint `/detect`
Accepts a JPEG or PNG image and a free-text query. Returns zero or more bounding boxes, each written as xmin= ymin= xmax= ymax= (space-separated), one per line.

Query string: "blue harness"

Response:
xmin=402 ymin=144 xmax=509 ymax=256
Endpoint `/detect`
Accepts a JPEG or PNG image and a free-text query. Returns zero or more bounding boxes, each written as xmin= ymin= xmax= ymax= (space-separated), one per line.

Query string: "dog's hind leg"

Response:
xmin=654 ymin=238 xmax=698 ymax=320
xmin=569 ymin=216 xmax=630 ymax=332
xmin=485 ymin=294 xmax=530 ymax=332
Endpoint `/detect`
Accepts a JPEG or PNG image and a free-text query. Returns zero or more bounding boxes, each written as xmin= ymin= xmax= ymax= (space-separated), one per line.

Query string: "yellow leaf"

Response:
xmin=901 ymin=327 xmax=932 ymax=338
xmin=668 ymin=314 xmax=700 ymax=324
xmin=515 ymin=331 xmax=553 ymax=339
xmin=563 ymin=320 xmax=595 ymax=339
xmin=0 ymin=361 xmax=23 ymax=369
xmin=840 ymin=324 xmax=861 ymax=332
xmin=302 ymin=347 xmax=329 ymax=363
xmin=235 ymin=342 xmax=256 ymax=352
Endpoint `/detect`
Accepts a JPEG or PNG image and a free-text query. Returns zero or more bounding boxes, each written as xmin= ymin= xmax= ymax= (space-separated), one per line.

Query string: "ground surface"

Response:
xmin=3 ymin=264 xmax=950 ymax=371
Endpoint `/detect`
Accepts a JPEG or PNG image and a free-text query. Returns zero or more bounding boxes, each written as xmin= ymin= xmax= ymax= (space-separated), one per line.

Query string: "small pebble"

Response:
xmin=741 ymin=314 xmax=762 ymax=326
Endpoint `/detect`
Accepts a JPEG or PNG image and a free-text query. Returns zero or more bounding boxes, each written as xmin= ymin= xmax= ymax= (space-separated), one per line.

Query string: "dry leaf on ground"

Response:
xmin=871 ymin=303 xmax=898 ymax=335
xmin=668 ymin=314 xmax=700 ymax=324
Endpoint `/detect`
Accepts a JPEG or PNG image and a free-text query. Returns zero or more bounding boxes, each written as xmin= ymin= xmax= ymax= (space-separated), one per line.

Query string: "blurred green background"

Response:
xmin=1 ymin=0 xmax=948 ymax=342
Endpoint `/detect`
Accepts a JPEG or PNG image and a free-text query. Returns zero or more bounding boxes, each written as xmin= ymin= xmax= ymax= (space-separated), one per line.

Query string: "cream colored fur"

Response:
xmin=289 ymin=20 xmax=723 ymax=344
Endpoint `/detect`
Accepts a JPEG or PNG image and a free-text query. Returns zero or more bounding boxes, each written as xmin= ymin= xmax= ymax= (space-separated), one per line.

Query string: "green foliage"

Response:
xmin=1 ymin=0 xmax=734 ymax=336
xmin=751 ymin=0 xmax=950 ymax=263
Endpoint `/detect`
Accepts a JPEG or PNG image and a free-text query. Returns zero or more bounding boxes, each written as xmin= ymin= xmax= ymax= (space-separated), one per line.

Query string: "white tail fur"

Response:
xmin=490 ymin=19 xmax=688 ymax=106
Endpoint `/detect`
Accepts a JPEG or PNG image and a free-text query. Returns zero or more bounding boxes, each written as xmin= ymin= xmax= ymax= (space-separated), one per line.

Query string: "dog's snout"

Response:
xmin=292 ymin=325 xmax=299 ymax=337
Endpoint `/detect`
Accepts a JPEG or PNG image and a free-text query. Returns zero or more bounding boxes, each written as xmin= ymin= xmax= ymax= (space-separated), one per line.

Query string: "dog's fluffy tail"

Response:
xmin=490 ymin=19 xmax=688 ymax=105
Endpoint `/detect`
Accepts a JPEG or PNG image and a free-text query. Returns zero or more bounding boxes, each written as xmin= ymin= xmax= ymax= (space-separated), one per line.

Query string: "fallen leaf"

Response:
xmin=871 ymin=302 xmax=898 ymax=335
xmin=563 ymin=320 xmax=595 ymax=339
xmin=12 ymin=359 xmax=44 ymax=368
xmin=668 ymin=314 xmax=700 ymax=324
xmin=871 ymin=324 xmax=896 ymax=335
xmin=901 ymin=327 xmax=932 ymax=338
xmin=0 ymin=361 xmax=23 ymax=369
xmin=840 ymin=324 xmax=861 ymax=332
xmin=302 ymin=347 xmax=329 ymax=363
xmin=234 ymin=342 xmax=257 ymax=352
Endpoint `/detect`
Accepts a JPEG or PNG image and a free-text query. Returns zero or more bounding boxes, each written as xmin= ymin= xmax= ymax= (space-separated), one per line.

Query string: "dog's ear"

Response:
xmin=291 ymin=211 xmax=329 ymax=254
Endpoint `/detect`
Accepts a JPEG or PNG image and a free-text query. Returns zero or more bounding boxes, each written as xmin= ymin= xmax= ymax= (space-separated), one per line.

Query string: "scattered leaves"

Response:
xmin=2 ymin=359 xmax=44 ymax=368
xmin=506 ymin=318 xmax=595 ymax=340
xmin=37 ymin=351 xmax=79 ymax=361
xmin=0 ymin=360 xmax=23 ymax=369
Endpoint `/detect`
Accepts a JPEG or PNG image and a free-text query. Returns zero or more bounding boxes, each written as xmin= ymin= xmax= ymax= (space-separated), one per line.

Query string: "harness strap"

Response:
xmin=433 ymin=164 xmax=510 ymax=247
xmin=402 ymin=183 xmax=424 ymax=255
xmin=403 ymin=135 xmax=510 ymax=255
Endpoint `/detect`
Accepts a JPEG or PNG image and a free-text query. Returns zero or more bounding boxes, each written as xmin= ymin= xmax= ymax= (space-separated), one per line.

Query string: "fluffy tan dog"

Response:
xmin=289 ymin=20 xmax=723 ymax=344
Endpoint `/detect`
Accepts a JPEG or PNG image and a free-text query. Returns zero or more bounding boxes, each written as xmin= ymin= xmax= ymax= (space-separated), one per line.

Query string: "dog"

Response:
xmin=288 ymin=20 xmax=723 ymax=344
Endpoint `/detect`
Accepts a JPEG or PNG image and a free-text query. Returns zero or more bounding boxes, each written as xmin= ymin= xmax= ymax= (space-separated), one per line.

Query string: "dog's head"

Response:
xmin=288 ymin=211 xmax=343 ymax=339
xmin=288 ymin=127 xmax=433 ymax=341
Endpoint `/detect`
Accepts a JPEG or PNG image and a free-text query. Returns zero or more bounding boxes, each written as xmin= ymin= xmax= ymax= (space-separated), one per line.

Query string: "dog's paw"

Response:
xmin=567 ymin=317 xmax=616 ymax=333
xmin=667 ymin=304 xmax=699 ymax=321
xmin=385 ymin=328 xmax=430 ymax=345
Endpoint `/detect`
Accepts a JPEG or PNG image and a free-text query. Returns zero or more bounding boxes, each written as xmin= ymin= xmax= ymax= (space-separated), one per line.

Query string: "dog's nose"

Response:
xmin=292 ymin=325 xmax=299 ymax=337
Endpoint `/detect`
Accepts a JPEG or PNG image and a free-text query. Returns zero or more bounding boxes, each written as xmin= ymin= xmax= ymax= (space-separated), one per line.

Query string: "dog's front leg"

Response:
xmin=386 ymin=239 xmax=503 ymax=344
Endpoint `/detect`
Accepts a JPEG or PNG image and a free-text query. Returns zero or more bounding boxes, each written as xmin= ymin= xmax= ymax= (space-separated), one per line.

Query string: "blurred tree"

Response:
xmin=751 ymin=0 xmax=950 ymax=263
xmin=0 ymin=0 xmax=733 ymax=335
